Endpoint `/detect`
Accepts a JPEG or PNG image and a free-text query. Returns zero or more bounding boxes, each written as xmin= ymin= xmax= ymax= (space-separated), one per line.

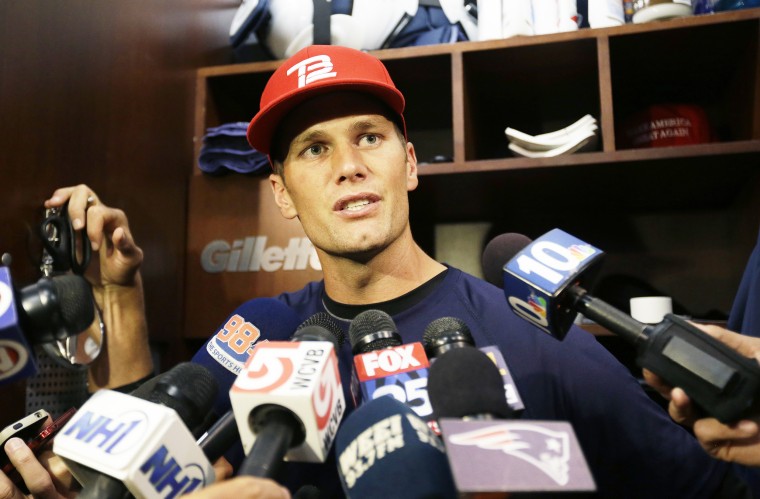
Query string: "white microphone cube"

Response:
xmin=54 ymin=389 xmax=215 ymax=499
xmin=230 ymin=340 xmax=345 ymax=463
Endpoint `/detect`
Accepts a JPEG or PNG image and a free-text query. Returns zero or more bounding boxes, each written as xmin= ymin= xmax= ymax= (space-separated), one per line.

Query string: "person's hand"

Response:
xmin=180 ymin=476 xmax=291 ymax=499
xmin=643 ymin=323 xmax=760 ymax=466
xmin=44 ymin=184 xmax=143 ymax=290
xmin=44 ymin=184 xmax=152 ymax=391
xmin=0 ymin=437 xmax=77 ymax=499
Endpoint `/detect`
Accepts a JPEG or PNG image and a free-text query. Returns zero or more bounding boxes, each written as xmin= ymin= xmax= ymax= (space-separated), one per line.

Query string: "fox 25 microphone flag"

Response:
xmin=54 ymin=389 xmax=215 ymax=499
xmin=230 ymin=339 xmax=345 ymax=463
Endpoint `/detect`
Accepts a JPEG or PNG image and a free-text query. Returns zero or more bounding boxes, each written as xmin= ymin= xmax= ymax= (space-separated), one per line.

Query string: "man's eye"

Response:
xmin=362 ymin=134 xmax=379 ymax=145
xmin=306 ymin=144 xmax=323 ymax=156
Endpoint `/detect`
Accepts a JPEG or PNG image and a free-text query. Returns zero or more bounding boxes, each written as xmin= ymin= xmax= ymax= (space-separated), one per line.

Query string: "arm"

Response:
xmin=180 ymin=476 xmax=291 ymax=499
xmin=643 ymin=323 xmax=760 ymax=466
xmin=44 ymin=185 xmax=153 ymax=391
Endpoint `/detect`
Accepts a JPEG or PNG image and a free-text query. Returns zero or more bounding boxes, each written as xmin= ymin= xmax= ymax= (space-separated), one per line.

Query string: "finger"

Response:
xmin=111 ymin=227 xmax=142 ymax=261
xmin=67 ymin=186 xmax=99 ymax=231
xmin=668 ymin=388 xmax=697 ymax=427
xmin=85 ymin=205 xmax=128 ymax=252
xmin=3 ymin=438 xmax=58 ymax=499
xmin=37 ymin=452 xmax=78 ymax=494
xmin=211 ymin=456 xmax=233 ymax=482
xmin=44 ymin=186 xmax=80 ymax=209
xmin=0 ymin=468 xmax=26 ymax=499
xmin=693 ymin=418 xmax=760 ymax=465
xmin=642 ymin=369 xmax=672 ymax=399
xmin=695 ymin=418 xmax=759 ymax=443
xmin=691 ymin=323 xmax=760 ymax=359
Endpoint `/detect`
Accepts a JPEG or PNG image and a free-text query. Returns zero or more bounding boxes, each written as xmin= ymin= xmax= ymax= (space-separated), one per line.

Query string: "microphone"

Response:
xmin=196 ymin=312 xmax=346 ymax=466
xmin=428 ymin=345 xmax=596 ymax=494
xmin=17 ymin=273 xmax=94 ymax=344
xmin=229 ymin=313 xmax=346 ymax=478
xmin=499 ymin=228 xmax=760 ymax=423
xmin=349 ymin=309 xmax=434 ymax=423
xmin=335 ymin=395 xmax=458 ymax=499
xmin=481 ymin=232 xmax=532 ymax=287
xmin=54 ymin=362 xmax=219 ymax=499
xmin=423 ymin=316 xmax=525 ymax=415
xmin=191 ymin=297 xmax=303 ymax=416
xmin=1 ymin=266 xmax=94 ymax=385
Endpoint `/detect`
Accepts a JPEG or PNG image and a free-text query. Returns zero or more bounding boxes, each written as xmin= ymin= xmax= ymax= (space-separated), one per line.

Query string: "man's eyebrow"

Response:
xmin=291 ymin=129 xmax=328 ymax=148
xmin=349 ymin=117 xmax=389 ymax=133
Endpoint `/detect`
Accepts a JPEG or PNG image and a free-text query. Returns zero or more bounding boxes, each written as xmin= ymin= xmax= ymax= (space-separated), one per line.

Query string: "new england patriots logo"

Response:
xmin=448 ymin=423 xmax=570 ymax=485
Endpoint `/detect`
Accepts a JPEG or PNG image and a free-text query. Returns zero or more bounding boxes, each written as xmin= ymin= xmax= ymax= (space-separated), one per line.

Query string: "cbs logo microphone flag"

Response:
xmin=230 ymin=340 xmax=345 ymax=462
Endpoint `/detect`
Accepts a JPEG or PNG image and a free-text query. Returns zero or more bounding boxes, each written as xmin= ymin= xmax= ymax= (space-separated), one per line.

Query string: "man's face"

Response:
xmin=270 ymin=92 xmax=418 ymax=262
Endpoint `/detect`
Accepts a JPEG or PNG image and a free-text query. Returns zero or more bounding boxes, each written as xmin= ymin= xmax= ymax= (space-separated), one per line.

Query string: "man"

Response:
xmin=229 ymin=44 xmax=758 ymax=497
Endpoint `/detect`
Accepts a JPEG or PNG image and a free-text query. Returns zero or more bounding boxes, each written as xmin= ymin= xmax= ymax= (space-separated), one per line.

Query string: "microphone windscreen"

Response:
xmin=481 ymin=232 xmax=532 ymax=287
xmin=293 ymin=311 xmax=345 ymax=348
xmin=422 ymin=316 xmax=474 ymax=358
xmin=336 ymin=395 xmax=457 ymax=499
xmin=132 ymin=362 xmax=218 ymax=435
xmin=191 ymin=297 xmax=301 ymax=415
xmin=348 ymin=309 xmax=401 ymax=354
xmin=53 ymin=274 xmax=95 ymax=333
xmin=428 ymin=347 xmax=513 ymax=419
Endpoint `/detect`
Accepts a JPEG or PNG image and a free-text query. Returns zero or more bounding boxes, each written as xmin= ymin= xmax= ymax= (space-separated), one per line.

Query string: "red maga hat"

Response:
xmin=247 ymin=45 xmax=406 ymax=155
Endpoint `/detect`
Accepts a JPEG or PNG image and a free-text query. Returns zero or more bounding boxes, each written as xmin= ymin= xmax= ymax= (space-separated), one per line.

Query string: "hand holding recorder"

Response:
xmin=644 ymin=323 xmax=760 ymax=466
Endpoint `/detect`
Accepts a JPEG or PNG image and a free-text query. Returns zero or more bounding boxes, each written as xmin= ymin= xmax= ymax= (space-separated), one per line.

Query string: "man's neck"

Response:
xmin=319 ymin=238 xmax=446 ymax=305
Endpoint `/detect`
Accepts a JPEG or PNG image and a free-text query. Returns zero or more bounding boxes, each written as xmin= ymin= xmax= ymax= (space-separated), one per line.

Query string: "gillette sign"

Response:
xmin=201 ymin=236 xmax=321 ymax=273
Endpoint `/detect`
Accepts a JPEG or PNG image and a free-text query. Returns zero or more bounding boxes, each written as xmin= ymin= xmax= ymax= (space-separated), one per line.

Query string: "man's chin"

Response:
xmin=330 ymin=242 xmax=384 ymax=264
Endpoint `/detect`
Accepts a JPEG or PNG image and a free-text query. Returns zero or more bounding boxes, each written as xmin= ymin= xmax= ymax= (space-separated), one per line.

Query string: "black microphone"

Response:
xmin=428 ymin=346 xmax=513 ymax=420
xmin=17 ymin=274 xmax=94 ymax=344
xmin=423 ymin=316 xmax=525 ymax=415
xmin=348 ymin=309 xmax=402 ymax=353
xmin=230 ymin=312 xmax=346 ymax=478
xmin=481 ymin=232 xmax=532 ymax=287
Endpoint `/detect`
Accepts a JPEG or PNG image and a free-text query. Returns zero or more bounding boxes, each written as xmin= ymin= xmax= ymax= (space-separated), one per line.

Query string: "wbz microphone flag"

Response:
xmin=230 ymin=340 xmax=345 ymax=462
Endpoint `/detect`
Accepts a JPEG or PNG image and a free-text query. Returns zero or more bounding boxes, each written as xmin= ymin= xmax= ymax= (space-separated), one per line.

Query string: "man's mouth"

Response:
xmin=343 ymin=199 xmax=371 ymax=211
xmin=335 ymin=194 xmax=380 ymax=212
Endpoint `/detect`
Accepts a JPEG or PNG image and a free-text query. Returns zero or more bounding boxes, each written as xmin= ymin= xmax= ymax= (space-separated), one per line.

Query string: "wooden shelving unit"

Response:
xmin=185 ymin=9 xmax=760 ymax=339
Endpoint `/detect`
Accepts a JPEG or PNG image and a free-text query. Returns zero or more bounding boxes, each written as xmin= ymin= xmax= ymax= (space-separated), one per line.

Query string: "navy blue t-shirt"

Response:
xmin=275 ymin=266 xmax=753 ymax=498
xmin=201 ymin=266 xmax=756 ymax=497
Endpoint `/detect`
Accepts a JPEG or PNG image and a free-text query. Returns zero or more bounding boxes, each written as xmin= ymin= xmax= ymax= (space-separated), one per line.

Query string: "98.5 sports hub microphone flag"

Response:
xmin=229 ymin=339 xmax=345 ymax=463
xmin=503 ymin=228 xmax=604 ymax=339
xmin=0 ymin=266 xmax=37 ymax=385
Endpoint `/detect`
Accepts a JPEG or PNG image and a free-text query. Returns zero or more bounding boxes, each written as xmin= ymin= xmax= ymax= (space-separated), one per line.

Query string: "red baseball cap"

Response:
xmin=247 ymin=45 xmax=406 ymax=155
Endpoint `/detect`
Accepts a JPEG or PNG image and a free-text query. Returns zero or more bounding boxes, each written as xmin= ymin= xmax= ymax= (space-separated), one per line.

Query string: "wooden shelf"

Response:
xmin=185 ymin=8 xmax=760 ymax=339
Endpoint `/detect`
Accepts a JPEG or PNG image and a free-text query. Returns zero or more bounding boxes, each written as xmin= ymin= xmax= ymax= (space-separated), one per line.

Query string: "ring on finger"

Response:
xmin=86 ymin=195 xmax=96 ymax=206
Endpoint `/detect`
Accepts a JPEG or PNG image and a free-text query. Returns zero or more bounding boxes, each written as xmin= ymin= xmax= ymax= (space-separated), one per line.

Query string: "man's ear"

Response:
xmin=405 ymin=141 xmax=419 ymax=191
xmin=270 ymin=173 xmax=298 ymax=219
